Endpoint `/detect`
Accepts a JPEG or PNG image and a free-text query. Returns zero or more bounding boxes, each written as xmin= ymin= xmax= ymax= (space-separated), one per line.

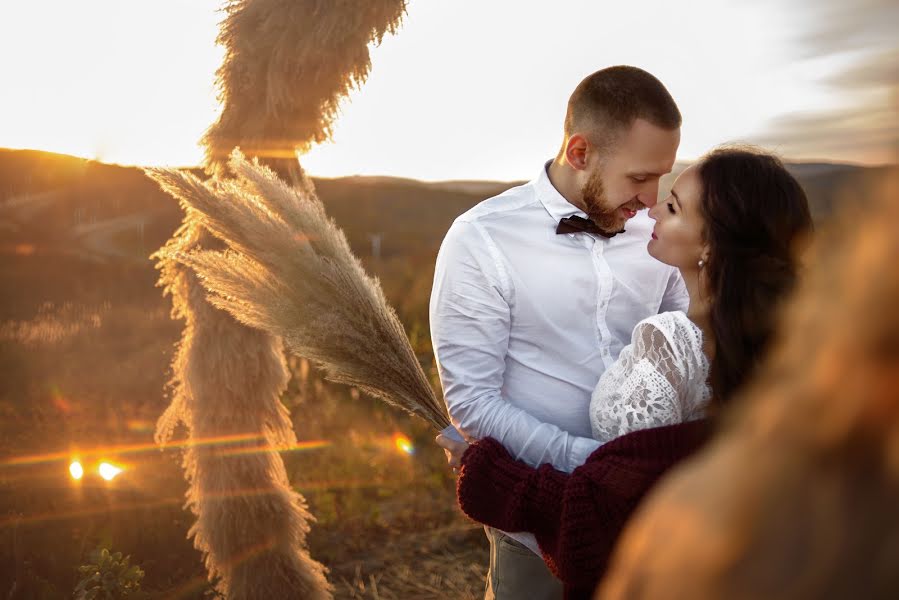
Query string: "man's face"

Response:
xmin=580 ymin=118 xmax=680 ymax=235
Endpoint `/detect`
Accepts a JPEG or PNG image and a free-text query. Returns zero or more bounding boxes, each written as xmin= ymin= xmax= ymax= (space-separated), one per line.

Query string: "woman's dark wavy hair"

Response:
xmin=697 ymin=147 xmax=813 ymax=406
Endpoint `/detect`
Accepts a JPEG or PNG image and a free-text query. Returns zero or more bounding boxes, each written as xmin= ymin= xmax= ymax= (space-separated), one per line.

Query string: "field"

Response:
xmin=0 ymin=149 xmax=890 ymax=598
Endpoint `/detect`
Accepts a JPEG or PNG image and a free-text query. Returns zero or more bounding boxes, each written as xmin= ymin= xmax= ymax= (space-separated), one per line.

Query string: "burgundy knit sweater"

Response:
xmin=457 ymin=420 xmax=711 ymax=600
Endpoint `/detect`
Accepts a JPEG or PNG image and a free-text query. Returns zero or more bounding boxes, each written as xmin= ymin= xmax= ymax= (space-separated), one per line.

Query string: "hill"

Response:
xmin=0 ymin=149 xmax=519 ymax=263
xmin=2 ymin=149 xmax=890 ymax=267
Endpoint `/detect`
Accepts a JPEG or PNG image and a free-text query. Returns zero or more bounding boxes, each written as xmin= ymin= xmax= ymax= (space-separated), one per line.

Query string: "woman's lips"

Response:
xmin=651 ymin=231 xmax=658 ymax=240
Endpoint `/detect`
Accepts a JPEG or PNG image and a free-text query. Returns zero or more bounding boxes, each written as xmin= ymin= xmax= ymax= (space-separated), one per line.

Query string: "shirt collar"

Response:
xmin=533 ymin=160 xmax=588 ymax=224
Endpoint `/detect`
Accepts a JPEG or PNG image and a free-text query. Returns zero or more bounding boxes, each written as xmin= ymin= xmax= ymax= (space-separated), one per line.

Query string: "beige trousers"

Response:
xmin=483 ymin=527 xmax=563 ymax=600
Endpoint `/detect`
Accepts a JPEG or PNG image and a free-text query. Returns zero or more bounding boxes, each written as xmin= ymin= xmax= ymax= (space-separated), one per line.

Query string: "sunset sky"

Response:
xmin=0 ymin=0 xmax=895 ymax=181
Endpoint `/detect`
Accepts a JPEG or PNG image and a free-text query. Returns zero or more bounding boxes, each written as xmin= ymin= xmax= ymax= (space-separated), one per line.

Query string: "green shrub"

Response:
xmin=74 ymin=548 xmax=149 ymax=600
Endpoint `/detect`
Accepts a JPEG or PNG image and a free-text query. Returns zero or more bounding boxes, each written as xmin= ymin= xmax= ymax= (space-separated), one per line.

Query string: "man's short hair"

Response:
xmin=564 ymin=66 xmax=682 ymax=146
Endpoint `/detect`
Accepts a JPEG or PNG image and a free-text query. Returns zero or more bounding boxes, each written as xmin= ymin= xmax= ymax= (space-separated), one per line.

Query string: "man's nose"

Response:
xmin=639 ymin=182 xmax=661 ymax=208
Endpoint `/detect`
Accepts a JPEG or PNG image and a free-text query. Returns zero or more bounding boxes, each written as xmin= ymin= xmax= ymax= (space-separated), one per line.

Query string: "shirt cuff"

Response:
xmin=568 ymin=436 xmax=602 ymax=473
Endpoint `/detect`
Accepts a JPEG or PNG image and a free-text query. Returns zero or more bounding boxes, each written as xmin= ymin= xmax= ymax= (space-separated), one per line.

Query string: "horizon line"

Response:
xmin=1 ymin=145 xmax=895 ymax=185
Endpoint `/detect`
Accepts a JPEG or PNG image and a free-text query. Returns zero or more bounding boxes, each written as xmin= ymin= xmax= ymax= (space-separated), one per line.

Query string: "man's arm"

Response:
xmin=430 ymin=219 xmax=599 ymax=473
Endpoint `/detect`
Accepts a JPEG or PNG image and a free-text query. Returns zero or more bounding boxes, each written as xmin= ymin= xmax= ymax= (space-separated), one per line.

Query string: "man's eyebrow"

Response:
xmin=670 ymin=188 xmax=683 ymax=210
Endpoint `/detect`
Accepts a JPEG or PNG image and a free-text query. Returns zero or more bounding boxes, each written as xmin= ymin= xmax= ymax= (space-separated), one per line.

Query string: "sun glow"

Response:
xmin=0 ymin=0 xmax=223 ymax=167
xmin=69 ymin=460 xmax=84 ymax=480
xmin=2 ymin=434 xmax=332 ymax=472
xmin=393 ymin=433 xmax=415 ymax=456
xmin=98 ymin=462 xmax=123 ymax=481
xmin=0 ymin=1 xmax=891 ymax=177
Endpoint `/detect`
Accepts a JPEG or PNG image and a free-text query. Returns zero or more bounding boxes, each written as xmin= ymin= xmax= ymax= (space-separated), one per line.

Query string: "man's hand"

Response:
xmin=435 ymin=434 xmax=470 ymax=473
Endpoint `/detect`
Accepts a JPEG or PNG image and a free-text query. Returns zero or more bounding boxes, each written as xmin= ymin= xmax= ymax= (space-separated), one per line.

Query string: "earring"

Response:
xmin=698 ymin=259 xmax=705 ymax=269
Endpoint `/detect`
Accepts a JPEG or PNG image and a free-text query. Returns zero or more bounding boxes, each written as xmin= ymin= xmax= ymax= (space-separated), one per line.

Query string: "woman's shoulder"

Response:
xmin=632 ymin=311 xmax=702 ymax=348
xmin=630 ymin=311 xmax=708 ymax=382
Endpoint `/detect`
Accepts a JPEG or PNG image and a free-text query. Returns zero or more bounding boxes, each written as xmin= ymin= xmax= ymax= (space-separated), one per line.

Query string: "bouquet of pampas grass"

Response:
xmin=147 ymin=149 xmax=449 ymax=431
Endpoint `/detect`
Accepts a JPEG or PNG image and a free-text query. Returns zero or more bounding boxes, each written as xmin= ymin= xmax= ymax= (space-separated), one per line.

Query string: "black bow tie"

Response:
xmin=556 ymin=215 xmax=620 ymax=238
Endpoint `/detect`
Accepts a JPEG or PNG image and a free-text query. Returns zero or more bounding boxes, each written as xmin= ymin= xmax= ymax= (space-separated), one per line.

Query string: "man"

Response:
xmin=429 ymin=66 xmax=688 ymax=599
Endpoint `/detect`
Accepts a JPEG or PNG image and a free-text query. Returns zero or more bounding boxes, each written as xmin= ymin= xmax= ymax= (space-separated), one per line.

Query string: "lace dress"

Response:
xmin=589 ymin=311 xmax=710 ymax=444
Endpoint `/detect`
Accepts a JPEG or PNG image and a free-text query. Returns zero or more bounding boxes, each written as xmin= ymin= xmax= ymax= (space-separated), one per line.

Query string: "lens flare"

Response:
xmin=393 ymin=433 xmax=415 ymax=455
xmin=98 ymin=462 xmax=123 ymax=481
xmin=69 ymin=461 xmax=84 ymax=480
xmin=2 ymin=432 xmax=328 ymax=468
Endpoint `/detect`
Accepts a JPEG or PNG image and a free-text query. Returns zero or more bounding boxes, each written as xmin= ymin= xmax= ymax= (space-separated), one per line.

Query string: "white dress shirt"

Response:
xmin=430 ymin=161 xmax=688 ymax=551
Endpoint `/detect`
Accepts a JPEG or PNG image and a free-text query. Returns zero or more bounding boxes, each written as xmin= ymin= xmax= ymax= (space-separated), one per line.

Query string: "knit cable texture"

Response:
xmin=457 ymin=421 xmax=710 ymax=599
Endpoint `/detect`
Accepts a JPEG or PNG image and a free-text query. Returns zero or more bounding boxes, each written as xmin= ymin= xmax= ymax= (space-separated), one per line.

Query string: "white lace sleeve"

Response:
xmin=589 ymin=312 xmax=709 ymax=444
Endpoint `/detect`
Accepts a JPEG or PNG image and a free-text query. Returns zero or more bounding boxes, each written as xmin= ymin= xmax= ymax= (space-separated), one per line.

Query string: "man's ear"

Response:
xmin=564 ymin=134 xmax=590 ymax=171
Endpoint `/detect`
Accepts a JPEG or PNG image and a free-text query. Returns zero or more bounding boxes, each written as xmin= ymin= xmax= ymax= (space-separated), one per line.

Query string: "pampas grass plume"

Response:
xmin=147 ymin=150 xmax=449 ymax=431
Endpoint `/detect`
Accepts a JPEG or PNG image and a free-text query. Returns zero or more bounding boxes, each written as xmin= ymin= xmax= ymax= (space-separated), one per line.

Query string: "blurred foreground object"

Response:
xmin=599 ymin=169 xmax=899 ymax=599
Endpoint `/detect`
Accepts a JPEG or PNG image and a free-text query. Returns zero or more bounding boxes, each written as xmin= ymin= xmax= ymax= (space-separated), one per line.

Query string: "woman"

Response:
xmin=599 ymin=172 xmax=899 ymax=600
xmin=437 ymin=146 xmax=813 ymax=600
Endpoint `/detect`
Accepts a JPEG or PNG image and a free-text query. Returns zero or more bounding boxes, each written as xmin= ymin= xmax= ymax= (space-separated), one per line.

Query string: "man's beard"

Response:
xmin=580 ymin=168 xmax=627 ymax=236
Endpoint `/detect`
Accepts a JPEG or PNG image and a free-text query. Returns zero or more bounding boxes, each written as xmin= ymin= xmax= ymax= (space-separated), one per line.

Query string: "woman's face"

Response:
xmin=647 ymin=164 xmax=708 ymax=271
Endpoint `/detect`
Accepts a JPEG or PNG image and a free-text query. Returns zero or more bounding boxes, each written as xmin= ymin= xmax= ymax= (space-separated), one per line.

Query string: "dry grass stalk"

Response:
xmin=147 ymin=150 xmax=448 ymax=431
xmin=202 ymin=0 xmax=407 ymax=178
xmin=154 ymin=220 xmax=332 ymax=599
